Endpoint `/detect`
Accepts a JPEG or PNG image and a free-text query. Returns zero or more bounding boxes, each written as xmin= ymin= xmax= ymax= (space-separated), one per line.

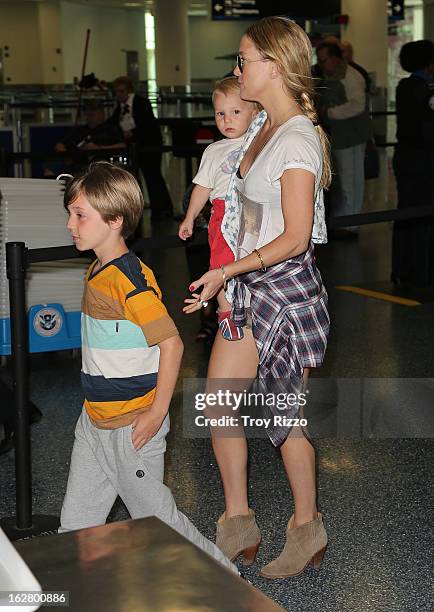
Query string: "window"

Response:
xmin=144 ymin=11 xmax=157 ymax=96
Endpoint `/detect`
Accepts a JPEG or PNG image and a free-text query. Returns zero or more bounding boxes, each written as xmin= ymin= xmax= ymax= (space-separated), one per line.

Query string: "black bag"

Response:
xmin=364 ymin=138 xmax=380 ymax=180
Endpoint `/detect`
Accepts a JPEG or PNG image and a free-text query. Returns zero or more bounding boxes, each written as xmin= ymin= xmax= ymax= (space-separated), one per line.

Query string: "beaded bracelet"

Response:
xmin=253 ymin=248 xmax=266 ymax=272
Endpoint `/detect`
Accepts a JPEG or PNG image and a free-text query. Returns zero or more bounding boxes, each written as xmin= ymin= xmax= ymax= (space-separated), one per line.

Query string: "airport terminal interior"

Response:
xmin=0 ymin=1 xmax=433 ymax=611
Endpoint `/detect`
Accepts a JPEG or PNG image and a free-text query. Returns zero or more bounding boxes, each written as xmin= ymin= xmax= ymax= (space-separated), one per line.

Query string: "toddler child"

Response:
xmin=178 ymin=77 xmax=257 ymax=340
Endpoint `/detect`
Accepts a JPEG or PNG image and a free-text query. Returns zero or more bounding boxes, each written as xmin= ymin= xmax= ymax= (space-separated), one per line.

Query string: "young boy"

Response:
xmin=179 ymin=77 xmax=257 ymax=340
xmin=60 ymin=162 xmax=236 ymax=572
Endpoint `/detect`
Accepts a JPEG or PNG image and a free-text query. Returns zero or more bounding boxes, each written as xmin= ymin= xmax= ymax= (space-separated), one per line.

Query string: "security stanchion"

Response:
xmin=0 ymin=242 xmax=59 ymax=540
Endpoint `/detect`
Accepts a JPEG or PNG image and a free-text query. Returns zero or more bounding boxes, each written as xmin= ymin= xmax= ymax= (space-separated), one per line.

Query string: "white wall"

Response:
xmin=0 ymin=2 xmax=394 ymax=89
xmin=38 ymin=0 xmax=64 ymax=85
xmin=60 ymin=1 xmax=147 ymax=83
xmin=423 ymin=0 xmax=434 ymax=40
xmin=188 ymin=16 xmax=256 ymax=80
xmin=155 ymin=0 xmax=190 ymax=86
xmin=341 ymin=0 xmax=388 ymax=87
xmin=0 ymin=1 xmax=42 ymax=84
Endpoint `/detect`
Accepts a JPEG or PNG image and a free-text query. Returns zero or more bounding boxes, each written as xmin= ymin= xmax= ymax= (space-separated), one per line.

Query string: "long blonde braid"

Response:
xmin=246 ymin=16 xmax=332 ymax=190
xmin=299 ymin=91 xmax=332 ymax=189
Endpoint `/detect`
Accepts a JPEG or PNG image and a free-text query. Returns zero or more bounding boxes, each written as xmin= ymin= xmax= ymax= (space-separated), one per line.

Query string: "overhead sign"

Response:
xmin=387 ymin=0 xmax=405 ymax=21
xmin=212 ymin=0 xmax=341 ymax=21
xmin=212 ymin=0 xmax=260 ymax=21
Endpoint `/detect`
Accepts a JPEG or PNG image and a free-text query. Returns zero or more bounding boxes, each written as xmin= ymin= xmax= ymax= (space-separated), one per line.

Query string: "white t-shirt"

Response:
xmin=120 ymin=93 xmax=136 ymax=135
xmin=193 ymin=136 xmax=244 ymax=201
xmin=327 ymin=65 xmax=366 ymax=120
xmin=235 ymin=115 xmax=324 ymax=259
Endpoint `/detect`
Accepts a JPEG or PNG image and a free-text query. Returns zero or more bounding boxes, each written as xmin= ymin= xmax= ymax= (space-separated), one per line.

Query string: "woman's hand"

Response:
xmin=183 ymin=292 xmax=204 ymax=314
xmin=182 ymin=269 xmax=224 ymax=314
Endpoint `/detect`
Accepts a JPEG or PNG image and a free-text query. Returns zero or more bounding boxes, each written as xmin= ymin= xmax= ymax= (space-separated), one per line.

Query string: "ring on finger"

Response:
xmin=200 ymin=300 xmax=209 ymax=308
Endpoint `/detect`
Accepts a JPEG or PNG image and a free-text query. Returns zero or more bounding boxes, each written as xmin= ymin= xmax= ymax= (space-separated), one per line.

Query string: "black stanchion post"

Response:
xmin=129 ymin=143 xmax=138 ymax=177
xmin=1 ymin=242 xmax=59 ymax=540
xmin=7 ymin=242 xmax=31 ymax=529
xmin=185 ymin=156 xmax=193 ymax=186
xmin=0 ymin=147 xmax=8 ymax=176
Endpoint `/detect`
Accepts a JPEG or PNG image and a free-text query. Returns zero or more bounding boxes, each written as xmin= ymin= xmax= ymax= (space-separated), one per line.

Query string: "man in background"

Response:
xmin=341 ymin=41 xmax=372 ymax=93
xmin=110 ymin=76 xmax=173 ymax=221
xmin=56 ymin=99 xmax=125 ymax=153
xmin=391 ymin=40 xmax=434 ymax=286
xmin=316 ymin=42 xmax=371 ymax=235
xmin=43 ymin=100 xmax=125 ymax=177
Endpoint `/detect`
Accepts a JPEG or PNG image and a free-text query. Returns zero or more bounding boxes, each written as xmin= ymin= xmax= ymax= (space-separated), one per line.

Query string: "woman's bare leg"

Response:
xmin=206 ymin=328 xmax=258 ymax=518
xmin=216 ymin=289 xmax=232 ymax=313
xmin=280 ymin=368 xmax=317 ymax=526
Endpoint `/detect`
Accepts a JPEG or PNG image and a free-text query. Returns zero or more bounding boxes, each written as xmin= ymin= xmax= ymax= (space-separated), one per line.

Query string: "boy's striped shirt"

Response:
xmin=81 ymin=251 xmax=178 ymax=429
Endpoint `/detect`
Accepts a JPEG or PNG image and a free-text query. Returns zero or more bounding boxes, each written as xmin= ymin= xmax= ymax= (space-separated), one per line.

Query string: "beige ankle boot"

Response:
xmin=216 ymin=508 xmax=261 ymax=565
xmin=260 ymin=513 xmax=327 ymax=578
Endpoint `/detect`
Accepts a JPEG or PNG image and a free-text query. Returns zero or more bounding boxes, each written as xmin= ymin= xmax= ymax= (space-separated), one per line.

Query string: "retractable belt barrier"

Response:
xmin=1 ymin=143 xmax=209 ymax=162
xmin=328 ymin=204 xmax=434 ymax=228
xmin=0 ymin=143 xmax=209 ymax=185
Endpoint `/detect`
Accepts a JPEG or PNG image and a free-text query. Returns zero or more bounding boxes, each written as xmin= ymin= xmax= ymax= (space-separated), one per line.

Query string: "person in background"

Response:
xmin=392 ymin=40 xmax=434 ymax=287
xmin=109 ymin=76 xmax=173 ymax=222
xmin=341 ymin=41 xmax=372 ymax=93
xmin=316 ymin=41 xmax=371 ymax=236
xmin=42 ymin=100 xmax=125 ymax=177
xmin=55 ymin=100 xmax=125 ymax=153
xmin=311 ymin=35 xmax=340 ymax=80
xmin=77 ymin=73 xmax=109 ymax=92
xmin=313 ymin=38 xmax=371 ymax=93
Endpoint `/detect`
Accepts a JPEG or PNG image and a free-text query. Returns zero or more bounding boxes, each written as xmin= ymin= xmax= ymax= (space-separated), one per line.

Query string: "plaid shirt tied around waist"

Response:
xmin=232 ymin=244 xmax=330 ymax=447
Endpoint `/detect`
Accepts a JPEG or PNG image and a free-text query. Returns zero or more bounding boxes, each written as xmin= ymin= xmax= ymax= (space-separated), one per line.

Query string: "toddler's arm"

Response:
xmin=178 ymin=184 xmax=212 ymax=240
xmin=131 ymin=334 xmax=184 ymax=450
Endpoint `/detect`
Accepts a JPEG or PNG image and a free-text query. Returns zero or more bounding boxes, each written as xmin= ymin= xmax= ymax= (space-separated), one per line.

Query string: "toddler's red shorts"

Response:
xmin=208 ymin=198 xmax=234 ymax=270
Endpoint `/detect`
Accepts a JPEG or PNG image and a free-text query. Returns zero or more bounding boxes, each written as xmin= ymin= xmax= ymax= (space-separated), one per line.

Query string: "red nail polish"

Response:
xmin=189 ymin=285 xmax=194 ymax=291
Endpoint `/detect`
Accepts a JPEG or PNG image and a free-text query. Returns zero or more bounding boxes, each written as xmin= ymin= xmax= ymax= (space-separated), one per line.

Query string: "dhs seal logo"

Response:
xmin=33 ymin=307 xmax=63 ymax=337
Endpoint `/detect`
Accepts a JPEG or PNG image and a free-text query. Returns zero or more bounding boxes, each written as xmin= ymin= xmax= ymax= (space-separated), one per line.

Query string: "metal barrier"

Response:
xmin=0 ymin=143 xmax=209 ymax=184
xmin=328 ymin=205 xmax=434 ymax=228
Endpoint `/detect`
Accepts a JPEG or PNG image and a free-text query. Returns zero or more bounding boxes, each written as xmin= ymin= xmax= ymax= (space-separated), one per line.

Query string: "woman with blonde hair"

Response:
xmin=184 ymin=16 xmax=331 ymax=578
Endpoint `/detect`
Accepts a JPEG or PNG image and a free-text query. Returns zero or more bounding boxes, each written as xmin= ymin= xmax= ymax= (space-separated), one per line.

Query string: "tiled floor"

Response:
xmin=1 ymin=166 xmax=432 ymax=611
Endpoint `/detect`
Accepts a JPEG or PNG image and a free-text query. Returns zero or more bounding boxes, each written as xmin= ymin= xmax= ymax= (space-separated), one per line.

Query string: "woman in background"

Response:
xmin=392 ymin=40 xmax=434 ymax=287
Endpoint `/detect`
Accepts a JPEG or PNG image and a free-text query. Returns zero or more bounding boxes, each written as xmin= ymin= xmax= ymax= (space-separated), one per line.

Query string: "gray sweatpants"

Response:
xmin=60 ymin=409 xmax=237 ymax=573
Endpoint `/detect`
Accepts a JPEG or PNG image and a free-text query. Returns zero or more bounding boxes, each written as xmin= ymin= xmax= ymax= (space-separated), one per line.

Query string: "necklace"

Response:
xmin=253 ymin=122 xmax=281 ymax=153
xmin=240 ymin=113 xmax=299 ymax=177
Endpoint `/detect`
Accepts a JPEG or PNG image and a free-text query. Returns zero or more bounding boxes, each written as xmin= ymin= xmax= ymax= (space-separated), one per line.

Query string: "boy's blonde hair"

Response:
xmin=212 ymin=76 xmax=240 ymax=102
xmin=63 ymin=162 xmax=143 ymax=238
xmin=245 ymin=17 xmax=331 ymax=189
xmin=212 ymin=76 xmax=260 ymax=112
